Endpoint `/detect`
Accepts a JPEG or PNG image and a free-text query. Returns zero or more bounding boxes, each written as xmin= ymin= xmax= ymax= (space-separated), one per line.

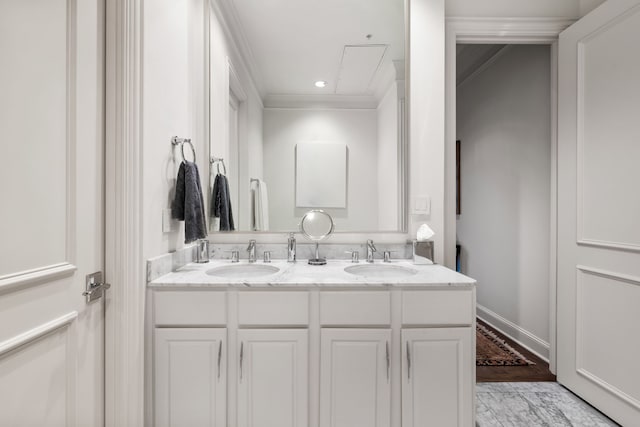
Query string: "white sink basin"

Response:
xmin=344 ymin=264 xmax=418 ymax=279
xmin=206 ymin=264 xmax=280 ymax=278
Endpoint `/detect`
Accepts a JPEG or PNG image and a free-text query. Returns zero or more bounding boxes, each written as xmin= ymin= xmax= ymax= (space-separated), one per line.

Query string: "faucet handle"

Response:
xmin=224 ymin=250 xmax=240 ymax=262
xmin=367 ymin=239 xmax=377 ymax=251
xmin=345 ymin=251 xmax=359 ymax=263
xmin=383 ymin=251 xmax=395 ymax=263
xmin=263 ymin=251 xmax=271 ymax=263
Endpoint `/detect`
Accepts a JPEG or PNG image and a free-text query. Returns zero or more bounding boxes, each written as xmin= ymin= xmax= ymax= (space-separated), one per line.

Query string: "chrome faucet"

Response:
xmin=287 ymin=233 xmax=296 ymax=263
xmin=366 ymin=239 xmax=377 ymax=263
xmin=247 ymin=239 xmax=257 ymax=263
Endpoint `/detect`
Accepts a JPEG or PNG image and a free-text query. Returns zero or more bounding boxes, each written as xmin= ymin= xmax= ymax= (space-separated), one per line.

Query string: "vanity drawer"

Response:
xmin=320 ymin=291 xmax=391 ymax=326
xmin=402 ymin=290 xmax=473 ymax=326
xmin=154 ymin=291 xmax=226 ymax=326
xmin=238 ymin=292 xmax=309 ymax=326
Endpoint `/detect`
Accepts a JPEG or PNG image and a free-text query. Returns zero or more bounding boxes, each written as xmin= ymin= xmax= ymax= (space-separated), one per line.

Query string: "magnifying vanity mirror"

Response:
xmin=208 ymin=0 xmax=407 ymax=234
xmin=300 ymin=210 xmax=335 ymax=265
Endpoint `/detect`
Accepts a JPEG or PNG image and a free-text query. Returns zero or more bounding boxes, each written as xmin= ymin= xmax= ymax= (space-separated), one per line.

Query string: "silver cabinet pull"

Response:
xmin=217 ymin=341 xmax=222 ymax=380
xmin=386 ymin=341 xmax=390 ymax=382
xmin=239 ymin=342 xmax=244 ymax=381
xmin=406 ymin=341 xmax=411 ymax=380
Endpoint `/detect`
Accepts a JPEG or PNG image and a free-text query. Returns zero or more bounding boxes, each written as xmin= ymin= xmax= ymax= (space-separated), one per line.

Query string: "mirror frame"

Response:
xmin=207 ymin=0 xmax=410 ymax=237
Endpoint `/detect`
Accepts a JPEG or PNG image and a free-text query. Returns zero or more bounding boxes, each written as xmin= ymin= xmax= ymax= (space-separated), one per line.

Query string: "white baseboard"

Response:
xmin=476 ymin=304 xmax=550 ymax=363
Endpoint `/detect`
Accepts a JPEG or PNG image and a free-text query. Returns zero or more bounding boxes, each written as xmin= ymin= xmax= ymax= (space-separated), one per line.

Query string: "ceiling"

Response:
xmin=225 ymin=0 xmax=405 ymax=102
xmin=456 ymin=44 xmax=506 ymax=86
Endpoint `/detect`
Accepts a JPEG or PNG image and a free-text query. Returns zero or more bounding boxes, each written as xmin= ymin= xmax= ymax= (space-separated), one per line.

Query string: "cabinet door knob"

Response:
xmin=406 ymin=341 xmax=411 ymax=380
xmin=386 ymin=341 xmax=390 ymax=382
xmin=239 ymin=342 xmax=244 ymax=381
xmin=217 ymin=341 xmax=222 ymax=380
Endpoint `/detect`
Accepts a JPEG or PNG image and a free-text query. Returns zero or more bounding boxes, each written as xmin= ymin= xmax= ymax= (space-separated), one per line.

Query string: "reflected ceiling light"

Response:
xmin=314 ymin=80 xmax=327 ymax=88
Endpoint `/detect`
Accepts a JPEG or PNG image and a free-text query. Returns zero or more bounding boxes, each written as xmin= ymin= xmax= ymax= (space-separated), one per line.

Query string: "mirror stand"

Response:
xmin=308 ymin=242 xmax=326 ymax=266
xmin=300 ymin=210 xmax=334 ymax=266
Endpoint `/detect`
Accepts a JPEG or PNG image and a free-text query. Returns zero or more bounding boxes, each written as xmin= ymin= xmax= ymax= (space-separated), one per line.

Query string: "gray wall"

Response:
xmin=456 ymin=45 xmax=551 ymax=357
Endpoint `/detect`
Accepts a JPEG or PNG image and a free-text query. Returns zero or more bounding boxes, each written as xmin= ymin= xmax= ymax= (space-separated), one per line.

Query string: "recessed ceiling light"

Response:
xmin=314 ymin=80 xmax=327 ymax=88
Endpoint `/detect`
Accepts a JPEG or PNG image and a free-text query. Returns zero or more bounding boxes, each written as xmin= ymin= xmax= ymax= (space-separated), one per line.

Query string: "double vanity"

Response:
xmin=147 ymin=255 xmax=476 ymax=427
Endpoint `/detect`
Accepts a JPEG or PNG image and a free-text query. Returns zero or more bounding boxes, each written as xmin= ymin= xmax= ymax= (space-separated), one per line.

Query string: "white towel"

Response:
xmin=251 ymin=179 xmax=269 ymax=231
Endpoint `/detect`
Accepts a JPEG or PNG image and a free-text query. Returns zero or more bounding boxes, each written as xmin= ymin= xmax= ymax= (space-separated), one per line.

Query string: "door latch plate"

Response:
xmin=83 ymin=271 xmax=111 ymax=303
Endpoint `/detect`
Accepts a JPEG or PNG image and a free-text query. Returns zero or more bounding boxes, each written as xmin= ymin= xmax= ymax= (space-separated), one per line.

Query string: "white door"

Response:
xmin=402 ymin=328 xmax=473 ymax=427
xmin=0 ymin=0 xmax=105 ymax=426
xmin=155 ymin=328 xmax=226 ymax=427
xmin=557 ymin=1 xmax=640 ymax=425
xmin=237 ymin=329 xmax=308 ymax=427
xmin=319 ymin=329 xmax=391 ymax=427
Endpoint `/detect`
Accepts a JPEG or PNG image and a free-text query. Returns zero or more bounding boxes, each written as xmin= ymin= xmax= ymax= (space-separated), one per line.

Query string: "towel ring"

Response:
xmin=181 ymin=140 xmax=196 ymax=162
xmin=171 ymin=136 xmax=196 ymax=162
xmin=211 ymin=157 xmax=227 ymax=175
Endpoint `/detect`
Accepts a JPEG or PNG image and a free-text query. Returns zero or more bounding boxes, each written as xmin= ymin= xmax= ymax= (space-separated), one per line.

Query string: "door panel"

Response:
xmin=0 ymin=319 xmax=75 ymax=427
xmin=0 ymin=0 xmax=68 ymax=276
xmin=558 ymin=1 xmax=640 ymax=425
xmin=155 ymin=328 xmax=226 ymax=427
xmin=402 ymin=328 xmax=473 ymax=427
xmin=0 ymin=0 xmax=105 ymax=425
xmin=237 ymin=329 xmax=308 ymax=427
xmin=320 ymin=329 xmax=391 ymax=427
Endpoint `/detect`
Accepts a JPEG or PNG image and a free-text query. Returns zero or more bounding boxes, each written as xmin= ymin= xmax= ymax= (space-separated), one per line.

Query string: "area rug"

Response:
xmin=476 ymin=323 xmax=536 ymax=366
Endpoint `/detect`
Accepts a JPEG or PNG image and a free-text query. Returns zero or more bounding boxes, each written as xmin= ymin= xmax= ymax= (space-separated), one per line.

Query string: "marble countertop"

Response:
xmin=149 ymin=259 xmax=476 ymax=289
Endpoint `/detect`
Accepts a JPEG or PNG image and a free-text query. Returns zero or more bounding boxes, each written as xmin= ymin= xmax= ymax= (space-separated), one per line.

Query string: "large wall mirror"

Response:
xmin=209 ymin=0 xmax=407 ymax=233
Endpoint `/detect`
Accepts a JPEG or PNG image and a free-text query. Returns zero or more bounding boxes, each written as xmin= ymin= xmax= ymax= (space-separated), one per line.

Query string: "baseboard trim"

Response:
xmin=476 ymin=304 xmax=550 ymax=362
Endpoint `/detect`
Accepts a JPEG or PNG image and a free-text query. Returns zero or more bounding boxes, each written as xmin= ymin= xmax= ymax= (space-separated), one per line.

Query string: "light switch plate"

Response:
xmin=413 ymin=196 xmax=431 ymax=215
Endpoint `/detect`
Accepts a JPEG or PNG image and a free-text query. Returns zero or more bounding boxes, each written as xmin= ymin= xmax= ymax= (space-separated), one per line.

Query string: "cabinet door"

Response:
xmin=237 ymin=329 xmax=308 ymax=427
xmin=402 ymin=328 xmax=473 ymax=427
xmin=154 ymin=328 xmax=226 ymax=427
xmin=320 ymin=329 xmax=392 ymax=427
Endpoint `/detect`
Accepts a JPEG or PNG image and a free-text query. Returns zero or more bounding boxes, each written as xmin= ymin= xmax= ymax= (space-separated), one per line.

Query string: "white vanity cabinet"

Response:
xmin=402 ymin=328 xmax=474 ymax=427
xmin=154 ymin=328 xmax=227 ymax=427
xmin=319 ymin=329 xmax=391 ymax=427
xmin=237 ymin=329 xmax=309 ymax=427
xmin=149 ymin=285 xmax=475 ymax=427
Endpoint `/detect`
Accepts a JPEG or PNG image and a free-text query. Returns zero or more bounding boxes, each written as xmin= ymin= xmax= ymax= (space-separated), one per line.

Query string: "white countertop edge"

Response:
xmin=148 ymin=260 xmax=476 ymax=289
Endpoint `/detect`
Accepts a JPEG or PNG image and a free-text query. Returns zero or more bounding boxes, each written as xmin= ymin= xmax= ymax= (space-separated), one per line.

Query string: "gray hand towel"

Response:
xmin=211 ymin=174 xmax=235 ymax=231
xmin=171 ymin=161 xmax=208 ymax=243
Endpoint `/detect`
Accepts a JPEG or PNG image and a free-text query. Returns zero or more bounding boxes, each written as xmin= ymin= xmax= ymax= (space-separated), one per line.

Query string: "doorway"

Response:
xmin=455 ymin=43 xmax=554 ymax=382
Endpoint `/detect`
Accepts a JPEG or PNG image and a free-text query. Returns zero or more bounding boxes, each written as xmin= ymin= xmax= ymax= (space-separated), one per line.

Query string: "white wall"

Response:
xmin=209 ymin=6 xmax=264 ymax=232
xmin=456 ymin=45 xmax=551 ymax=354
xmin=263 ymin=108 xmax=379 ymax=232
xmin=409 ymin=0 xmax=445 ymax=260
xmin=377 ymin=82 xmax=400 ymax=231
xmin=243 ymin=99 xmax=264 ymax=230
xmin=142 ymin=0 xmax=207 ymax=259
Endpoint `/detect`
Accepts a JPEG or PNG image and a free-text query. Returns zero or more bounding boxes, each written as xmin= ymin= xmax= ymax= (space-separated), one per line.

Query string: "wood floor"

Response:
xmin=477 ymin=319 xmax=556 ymax=383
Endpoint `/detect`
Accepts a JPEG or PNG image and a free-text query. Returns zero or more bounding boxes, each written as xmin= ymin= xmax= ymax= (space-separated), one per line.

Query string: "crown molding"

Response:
xmin=264 ymin=94 xmax=379 ymax=110
xmin=446 ymin=17 xmax=575 ymax=43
